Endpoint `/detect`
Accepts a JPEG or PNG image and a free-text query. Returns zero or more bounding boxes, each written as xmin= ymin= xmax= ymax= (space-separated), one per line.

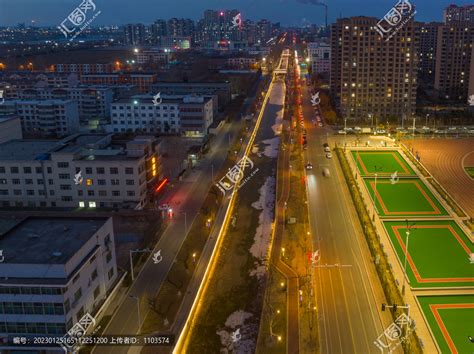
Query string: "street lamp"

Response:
xmin=129 ymin=248 xmax=152 ymax=281
xmin=402 ymin=220 xmax=416 ymax=296
xmin=192 ymin=252 xmax=197 ymax=264
xmin=129 ymin=295 xmax=141 ymax=329
xmin=281 ymin=247 xmax=285 ymax=258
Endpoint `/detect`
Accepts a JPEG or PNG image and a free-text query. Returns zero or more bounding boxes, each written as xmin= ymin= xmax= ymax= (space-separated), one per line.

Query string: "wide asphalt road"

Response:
xmin=301 ymin=84 xmax=402 ymax=354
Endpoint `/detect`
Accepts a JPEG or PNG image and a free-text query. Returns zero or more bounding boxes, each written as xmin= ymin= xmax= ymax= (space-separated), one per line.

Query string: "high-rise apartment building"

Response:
xmin=444 ymin=4 xmax=474 ymax=24
xmin=417 ymin=22 xmax=443 ymax=84
xmin=124 ymin=24 xmax=147 ymax=46
xmin=330 ymin=17 xmax=418 ymax=121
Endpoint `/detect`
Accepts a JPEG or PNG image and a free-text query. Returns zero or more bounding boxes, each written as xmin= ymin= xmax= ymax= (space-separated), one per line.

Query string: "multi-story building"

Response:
xmin=52 ymin=63 xmax=117 ymax=77
xmin=197 ymin=9 xmax=241 ymax=46
xmin=135 ymin=49 xmax=171 ymax=65
xmin=80 ymin=72 xmax=157 ymax=93
xmin=178 ymin=96 xmax=214 ymax=136
xmin=0 ymin=216 xmax=117 ymax=350
xmin=109 ymin=97 xmax=180 ymax=134
xmin=307 ymin=42 xmax=331 ymax=74
xmin=0 ymin=116 xmax=22 ymax=143
xmin=17 ymin=86 xmax=114 ymax=120
xmin=151 ymin=20 xmax=168 ymax=45
xmin=0 ymin=134 xmax=162 ymax=209
xmin=167 ymin=18 xmax=195 ymax=38
xmin=151 ymin=81 xmax=231 ymax=108
xmin=226 ymin=56 xmax=258 ymax=69
xmin=0 ymin=100 xmax=79 ymax=136
xmin=256 ymin=19 xmax=273 ymax=44
xmin=417 ymin=22 xmax=443 ymax=83
xmin=124 ymin=24 xmax=147 ymax=45
xmin=434 ymin=25 xmax=474 ymax=101
xmin=444 ymin=4 xmax=474 ymax=24
xmin=330 ymin=16 xmax=418 ymax=122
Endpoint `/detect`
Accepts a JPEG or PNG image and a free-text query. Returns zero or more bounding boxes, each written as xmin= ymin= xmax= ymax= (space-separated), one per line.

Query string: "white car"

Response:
xmin=354 ymin=126 xmax=362 ymax=132
xmin=324 ymin=146 xmax=331 ymax=152
xmin=305 ymin=162 xmax=313 ymax=170
xmin=376 ymin=129 xmax=386 ymax=134
xmin=326 ymin=153 xmax=332 ymax=159
xmin=338 ymin=130 xmax=347 ymax=135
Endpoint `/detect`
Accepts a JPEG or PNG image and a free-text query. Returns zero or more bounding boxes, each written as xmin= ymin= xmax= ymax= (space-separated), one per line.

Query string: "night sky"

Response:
xmin=0 ymin=0 xmax=471 ymax=27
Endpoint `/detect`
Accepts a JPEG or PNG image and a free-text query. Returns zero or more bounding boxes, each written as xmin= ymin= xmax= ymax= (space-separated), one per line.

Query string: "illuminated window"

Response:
xmin=79 ymin=201 xmax=85 ymax=208
xmin=89 ymin=201 xmax=96 ymax=208
xmin=86 ymin=179 xmax=93 ymax=186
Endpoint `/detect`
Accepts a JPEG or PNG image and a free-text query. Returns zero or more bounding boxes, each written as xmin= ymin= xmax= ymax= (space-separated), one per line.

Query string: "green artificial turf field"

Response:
xmin=363 ymin=178 xmax=448 ymax=217
xmin=418 ymin=295 xmax=474 ymax=354
xmin=383 ymin=220 xmax=474 ymax=288
xmin=464 ymin=166 xmax=474 ymax=179
xmin=351 ymin=150 xmax=416 ymax=176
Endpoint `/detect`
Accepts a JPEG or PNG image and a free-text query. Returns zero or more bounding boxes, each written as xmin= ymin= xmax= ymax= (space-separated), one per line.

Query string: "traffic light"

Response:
xmin=381 ymin=303 xmax=386 ymax=311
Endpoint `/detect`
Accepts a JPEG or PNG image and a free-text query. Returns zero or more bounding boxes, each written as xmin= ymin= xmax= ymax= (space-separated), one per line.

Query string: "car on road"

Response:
xmin=376 ymin=129 xmax=386 ymax=134
xmin=338 ymin=130 xmax=347 ymax=135
xmin=354 ymin=126 xmax=362 ymax=132
xmin=324 ymin=146 xmax=331 ymax=152
xmin=305 ymin=162 xmax=313 ymax=170
xmin=322 ymin=168 xmax=330 ymax=177
xmin=326 ymin=152 xmax=332 ymax=159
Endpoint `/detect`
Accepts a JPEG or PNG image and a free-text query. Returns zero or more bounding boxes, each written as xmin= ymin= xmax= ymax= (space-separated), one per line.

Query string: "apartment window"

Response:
xmin=0 ymin=190 xmax=8 ymax=195
xmin=127 ymin=191 xmax=135 ymax=197
xmin=85 ymin=167 xmax=93 ymax=174
xmin=59 ymin=174 xmax=70 ymax=179
xmin=35 ymin=167 xmax=42 ymax=173
xmin=13 ymin=190 xmax=21 ymax=196
xmin=98 ymin=179 xmax=106 ymax=185
xmin=57 ymin=162 xmax=69 ymax=168
xmin=48 ymin=179 xmax=54 ymax=185
xmin=60 ymin=185 xmax=71 ymax=190
xmin=106 ymin=251 xmax=112 ymax=263
xmin=89 ymin=255 xmax=97 ymax=264
xmin=50 ymin=190 xmax=55 ymax=196
xmin=25 ymin=179 xmax=33 ymax=184
xmin=0 ymin=179 xmax=6 ymax=184
xmin=78 ymin=190 xmax=83 ymax=196
xmin=86 ymin=179 xmax=93 ymax=186
xmin=99 ymin=190 xmax=107 ymax=197
xmin=23 ymin=167 xmax=32 ymax=174
xmin=12 ymin=179 xmax=20 ymax=185
xmin=73 ymin=288 xmax=82 ymax=302
xmin=72 ymin=274 xmax=80 ymax=284
xmin=37 ymin=179 xmax=44 ymax=185
xmin=110 ymin=167 xmax=118 ymax=174
xmin=96 ymin=167 xmax=105 ymax=174
xmin=26 ymin=190 xmax=34 ymax=196
xmin=112 ymin=190 xmax=120 ymax=197
xmin=91 ymin=269 xmax=98 ymax=281
xmin=126 ymin=180 xmax=134 ymax=185
xmin=61 ymin=196 xmax=73 ymax=201
xmin=108 ymin=268 xmax=114 ymax=280
xmin=88 ymin=190 xmax=95 ymax=196
xmin=0 ymin=167 xmax=5 ymax=173
xmin=93 ymin=286 xmax=100 ymax=300
xmin=47 ymin=167 xmax=52 ymax=173
xmin=125 ymin=167 xmax=134 ymax=174
xmin=111 ymin=179 xmax=119 ymax=185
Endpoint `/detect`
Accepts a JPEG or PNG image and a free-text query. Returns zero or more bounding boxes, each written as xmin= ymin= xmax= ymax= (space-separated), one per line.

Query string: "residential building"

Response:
xmin=17 ymin=86 xmax=114 ymax=120
xmin=0 ymin=116 xmax=22 ymax=143
xmin=307 ymin=42 xmax=331 ymax=74
xmin=0 ymin=134 xmax=162 ymax=209
xmin=0 ymin=216 xmax=117 ymax=350
xmin=434 ymin=25 xmax=474 ymax=101
xmin=135 ymin=49 xmax=171 ymax=65
xmin=330 ymin=16 xmax=418 ymax=121
xmin=444 ymin=4 xmax=474 ymax=24
xmin=80 ymin=72 xmax=157 ymax=93
xmin=179 ymin=96 xmax=214 ymax=136
xmin=417 ymin=22 xmax=443 ymax=83
xmin=0 ymin=100 xmax=79 ymax=136
xmin=124 ymin=24 xmax=147 ymax=45
xmin=52 ymin=63 xmax=117 ymax=77
xmin=151 ymin=81 xmax=231 ymax=108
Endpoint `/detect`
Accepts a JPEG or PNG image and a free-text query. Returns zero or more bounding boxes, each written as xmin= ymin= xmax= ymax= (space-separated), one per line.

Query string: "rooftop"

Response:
xmin=0 ymin=139 xmax=58 ymax=161
xmin=0 ymin=217 xmax=108 ymax=264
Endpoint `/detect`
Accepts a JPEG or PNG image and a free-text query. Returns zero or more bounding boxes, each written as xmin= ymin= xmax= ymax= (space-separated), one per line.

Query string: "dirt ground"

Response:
xmin=406 ymin=138 xmax=474 ymax=218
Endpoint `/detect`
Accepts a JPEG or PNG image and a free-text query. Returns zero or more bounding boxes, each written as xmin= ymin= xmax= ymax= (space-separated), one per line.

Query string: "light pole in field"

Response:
xmin=402 ymin=219 xmax=416 ymax=296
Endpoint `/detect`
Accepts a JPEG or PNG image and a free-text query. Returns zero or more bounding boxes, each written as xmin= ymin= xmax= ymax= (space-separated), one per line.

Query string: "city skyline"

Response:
xmin=0 ymin=0 xmax=471 ymax=27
